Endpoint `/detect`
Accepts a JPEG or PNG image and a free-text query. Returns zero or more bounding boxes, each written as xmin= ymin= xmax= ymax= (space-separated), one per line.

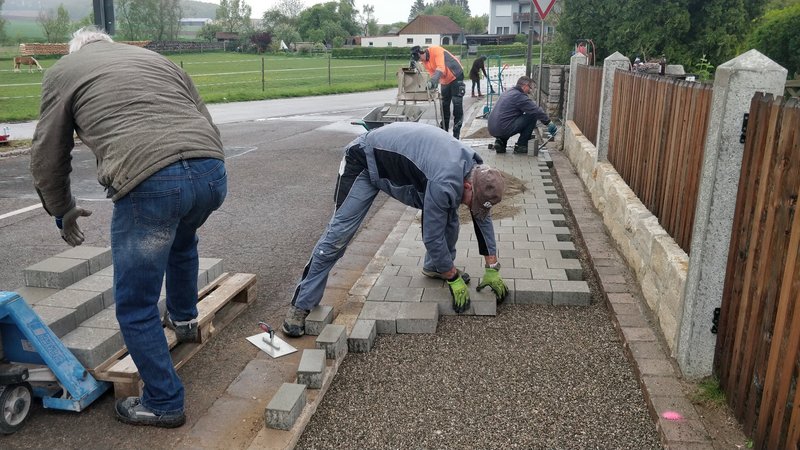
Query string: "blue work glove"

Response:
xmin=447 ymin=275 xmax=470 ymax=313
xmin=55 ymin=206 xmax=92 ymax=247
xmin=476 ymin=268 xmax=509 ymax=303
xmin=547 ymin=122 xmax=557 ymax=136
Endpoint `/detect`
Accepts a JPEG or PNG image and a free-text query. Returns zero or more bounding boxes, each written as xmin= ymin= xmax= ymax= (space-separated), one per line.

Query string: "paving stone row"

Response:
xmin=10 ymin=246 xmax=223 ymax=369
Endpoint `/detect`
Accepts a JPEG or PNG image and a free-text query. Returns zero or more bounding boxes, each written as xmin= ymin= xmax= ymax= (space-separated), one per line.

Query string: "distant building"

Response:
xmin=361 ymin=15 xmax=464 ymax=48
xmin=489 ymin=0 xmax=559 ymax=40
xmin=180 ymin=18 xmax=213 ymax=27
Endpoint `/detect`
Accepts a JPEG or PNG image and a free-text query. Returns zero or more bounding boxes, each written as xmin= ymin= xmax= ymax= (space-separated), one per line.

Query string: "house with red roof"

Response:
xmin=361 ymin=15 xmax=464 ymax=48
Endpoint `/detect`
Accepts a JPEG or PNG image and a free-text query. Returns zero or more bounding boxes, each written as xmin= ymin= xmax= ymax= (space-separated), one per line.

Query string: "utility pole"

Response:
xmin=92 ymin=0 xmax=115 ymax=34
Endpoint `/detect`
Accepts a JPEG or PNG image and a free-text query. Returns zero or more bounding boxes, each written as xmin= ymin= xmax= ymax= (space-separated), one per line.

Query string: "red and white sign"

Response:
xmin=532 ymin=0 xmax=557 ymax=20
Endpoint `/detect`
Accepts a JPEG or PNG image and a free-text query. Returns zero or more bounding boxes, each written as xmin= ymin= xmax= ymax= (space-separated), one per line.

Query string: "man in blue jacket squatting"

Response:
xmin=488 ymin=75 xmax=557 ymax=154
xmin=283 ymin=122 xmax=510 ymax=337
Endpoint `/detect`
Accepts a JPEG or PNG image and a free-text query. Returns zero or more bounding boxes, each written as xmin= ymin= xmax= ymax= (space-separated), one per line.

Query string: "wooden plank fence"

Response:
xmin=607 ymin=71 xmax=712 ymax=253
xmin=572 ymin=65 xmax=602 ymax=146
xmin=715 ymin=94 xmax=800 ymax=449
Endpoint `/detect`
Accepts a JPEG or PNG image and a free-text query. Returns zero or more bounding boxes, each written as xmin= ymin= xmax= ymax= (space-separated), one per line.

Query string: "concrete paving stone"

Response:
xmin=366 ymin=285 xmax=388 ymax=301
xmin=305 ymin=305 xmax=334 ymax=336
xmin=649 ymin=395 xmax=702 ymax=421
xmin=12 ymin=286 xmax=59 ymax=305
xmin=408 ymin=275 xmax=444 ymax=288
xmin=94 ymin=265 xmax=114 ymax=277
xmin=380 ymin=265 xmax=401 ymax=277
xmin=358 ymin=300 xmax=398 ymax=334
xmin=69 ymin=275 xmax=114 ymax=307
xmin=396 ymin=302 xmax=439 ymax=333
xmin=24 ymin=257 xmax=90 ymax=289
xmin=420 ymin=286 xmax=451 ymax=302
xmin=56 ymin=246 xmax=112 ymax=274
xmin=529 ymin=268 xmax=569 ymax=281
xmin=37 ymin=289 xmax=104 ymax=323
xmin=61 ymin=326 xmax=123 ymax=369
xmin=198 ymin=257 xmax=223 ymax=281
xmin=496 ymin=267 xmax=533 ymax=279
xmin=540 ymin=226 xmax=571 ymax=235
xmin=546 ymin=259 xmax=583 ymax=271
xmin=81 ymin=307 xmax=120 ymax=330
xmin=595 ymin=266 xmax=626 ymax=276
xmin=601 ymin=274 xmax=628 ymax=286
xmin=297 ymin=349 xmax=326 ymax=389
xmin=196 ymin=270 xmax=209 ymax=292
xmin=658 ymin=418 xmax=713 ymax=444
xmin=525 ymin=233 xmax=558 ymax=243
xmin=348 ymin=319 xmax=377 ymax=353
xmin=471 ymin=288 xmax=497 ymax=315
xmin=628 ymin=340 xmax=667 ymax=360
xmin=265 ymin=383 xmax=307 ymax=431
xmin=514 ymin=279 xmax=552 ymax=305
xmin=615 ymin=313 xmax=650 ymax=328
xmin=513 ymin=258 xmax=549 ymax=270
xmin=603 ymin=283 xmax=632 ymax=293
xmin=610 ymin=303 xmax=644 ymax=318
xmin=607 ymin=293 xmax=639 ymax=305
xmin=33 ymin=305 xmax=78 ymax=338
xmin=551 ymin=280 xmax=591 ymax=306
xmin=637 ymin=358 xmax=677 ymax=377
xmin=388 ymin=255 xmax=421 ymax=267
xmin=496 ymin=248 xmax=532 ymax=258
xmin=315 ymin=324 xmax=347 ymax=360
xmin=374 ymin=274 xmax=411 ymax=288
xmin=513 ymin=241 xmax=545 ymax=250
xmin=622 ymin=326 xmax=658 ymax=342
xmin=384 ymin=287 xmax=423 ymax=302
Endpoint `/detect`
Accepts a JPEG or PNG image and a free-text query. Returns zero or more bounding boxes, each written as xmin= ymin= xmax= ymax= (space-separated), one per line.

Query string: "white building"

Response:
xmin=361 ymin=15 xmax=464 ymax=48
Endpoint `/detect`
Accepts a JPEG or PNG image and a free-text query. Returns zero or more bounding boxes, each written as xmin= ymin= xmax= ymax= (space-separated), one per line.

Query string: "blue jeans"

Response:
xmin=291 ymin=152 xmax=379 ymax=311
xmin=112 ymin=158 xmax=226 ymax=415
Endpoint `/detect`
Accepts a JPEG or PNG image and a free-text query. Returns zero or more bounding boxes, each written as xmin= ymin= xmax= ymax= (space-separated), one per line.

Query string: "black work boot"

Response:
xmin=493 ymin=138 xmax=507 ymax=153
xmin=513 ymin=143 xmax=529 ymax=154
xmin=281 ymin=305 xmax=310 ymax=338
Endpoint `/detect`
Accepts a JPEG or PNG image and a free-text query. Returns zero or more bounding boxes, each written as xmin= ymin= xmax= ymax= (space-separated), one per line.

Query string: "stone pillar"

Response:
xmin=565 ymin=53 xmax=587 ymax=121
xmin=595 ymin=52 xmax=630 ymax=161
xmin=677 ymin=50 xmax=787 ymax=379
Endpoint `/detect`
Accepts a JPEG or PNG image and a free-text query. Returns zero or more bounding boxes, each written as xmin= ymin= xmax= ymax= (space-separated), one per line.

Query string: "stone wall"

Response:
xmin=562 ymin=120 xmax=689 ymax=353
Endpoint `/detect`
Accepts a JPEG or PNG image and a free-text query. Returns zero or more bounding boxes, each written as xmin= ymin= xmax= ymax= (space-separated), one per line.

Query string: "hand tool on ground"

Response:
xmin=246 ymin=321 xmax=297 ymax=358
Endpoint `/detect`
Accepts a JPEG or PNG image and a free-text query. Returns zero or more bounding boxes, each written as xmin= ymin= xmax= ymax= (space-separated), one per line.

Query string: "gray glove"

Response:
xmin=547 ymin=123 xmax=557 ymax=135
xmin=56 ymin=206 xmax=92 ymax=246
xmin=426 ymin=80 xmax=437 ymax=90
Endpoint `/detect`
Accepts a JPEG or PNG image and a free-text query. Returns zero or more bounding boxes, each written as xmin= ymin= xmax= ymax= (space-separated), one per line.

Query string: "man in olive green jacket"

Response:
xmin=29 ymin=26 xmax=227 ymax=428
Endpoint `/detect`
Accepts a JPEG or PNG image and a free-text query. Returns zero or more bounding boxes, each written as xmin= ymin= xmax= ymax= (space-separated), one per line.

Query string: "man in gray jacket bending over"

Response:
xmin=488 ymin=76 xmax=556 ymax=154
xmin=29 ymin=27 xmax=226 ymax=428
xmin=283 ymin=122 xmax=510 ymax=337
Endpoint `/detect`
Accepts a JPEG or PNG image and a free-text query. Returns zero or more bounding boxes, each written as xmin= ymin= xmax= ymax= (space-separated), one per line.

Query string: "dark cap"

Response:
xmin=410 ymin=45 xmax=422 ymax=61
xmin=470 ymin=164 xmax=504 ymax=220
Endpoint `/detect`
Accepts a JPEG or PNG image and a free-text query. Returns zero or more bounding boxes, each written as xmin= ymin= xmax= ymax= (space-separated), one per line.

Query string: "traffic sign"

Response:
xmin=532 ymin=0 xmax=557 ymax=20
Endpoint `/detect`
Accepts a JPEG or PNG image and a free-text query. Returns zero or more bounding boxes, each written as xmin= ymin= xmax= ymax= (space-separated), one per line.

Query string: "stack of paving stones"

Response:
xmin=7 ymin=246 xmax=223 ymax=370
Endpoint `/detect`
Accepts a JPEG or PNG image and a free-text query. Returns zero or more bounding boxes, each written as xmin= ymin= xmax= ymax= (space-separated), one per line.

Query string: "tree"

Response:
xmin=250 ymin=31 xmax=272 ymax=53
xmin=272 ymin=23 xmax=301 ymax=48
xmin=217 ymin=0 xmax=253 ymax=34
xmin=434 ymin=0 xmax=470 ymax=15
xmin=263 ymin=0 xmax=304 ymax=30
xmin=409 ymin=0 xmax=427 ymax=22
xmin=117 ymin=0 xmax=182 ymax=41
xmin=465 ymin=14 xmax=488 ymax=34
xmin=380 ymin=21 xmax=407 ymax=34
xmin=360 ymin=4 xmax=375 ymax=36
xmin=0 ymin=0 xmax=6 ymax=43
xmin=425 ymin=3 xmax=470 ymax=28
xmin=38 ymin=4 xmax=72 ymax=42
xmin=747 ymin=3 xmax=800 ymax=76
xmin=198 ymin=22 xmax=223 ymax=41
xmin=296 ymin=2 xmax=359 ymax=45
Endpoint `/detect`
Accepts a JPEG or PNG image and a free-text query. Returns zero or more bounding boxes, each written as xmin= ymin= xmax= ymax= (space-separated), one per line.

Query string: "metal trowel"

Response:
xmin=246 ymin=321 xmax=297 ymax=358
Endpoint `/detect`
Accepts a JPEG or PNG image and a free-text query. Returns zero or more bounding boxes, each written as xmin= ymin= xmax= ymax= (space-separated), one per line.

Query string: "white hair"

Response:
xmin=69 ymin=26 xmax=113 ymax=54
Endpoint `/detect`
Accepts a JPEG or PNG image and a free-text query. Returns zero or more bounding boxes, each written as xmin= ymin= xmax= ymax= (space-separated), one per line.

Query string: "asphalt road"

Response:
xmin=0 ymin=92 xmax=402 ymax=448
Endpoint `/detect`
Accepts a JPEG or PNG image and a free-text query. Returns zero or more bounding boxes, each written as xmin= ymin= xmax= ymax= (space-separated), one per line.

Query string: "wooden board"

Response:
xmin=91 ymin=272 xmax=257 ymax=397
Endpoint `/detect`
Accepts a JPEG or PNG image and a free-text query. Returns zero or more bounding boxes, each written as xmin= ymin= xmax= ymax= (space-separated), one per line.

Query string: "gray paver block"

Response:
xmin=33 ymin=305 xmax=78 ymax=338
xmin=348 ymin=319 xmax=377 ymax=353
xmin=305 ymin=305 xmax=334 ymax=336
xmin=24 ymin=257 xmax=89 ymax=289
xmin=296 ymin=349 xmax=326 ymax=389
xmin=472 ymin=288 xmax=497 ymax=316
xmin=56 ymin=246 xmax=112 ymax=274
xmin=69 ymin=274 xmax=114 ymax=307
xmin=265 ymin=383 xmax=307 ymax=430
xmin=94 ymin=265 xmax=114 ymax=277
xmin=81 ymin=307 xmax=119 ymax=330
xmin=359 ymin=301 xmax=400 ymax=334
xmin=397 ymin=302 xmax=438 ymax=333
xmin=315 ymin=324 xmax=348 ymax=360
xmin=198 ymin=257 xmax=224 ymax=281
xmin=37 ymin=289 xmax=104 ymax=323
xmin=514 ymin=280 xmax=553 ymax=305
xmin=60 ymin=326 xmax=123 ymax=369
xmin=552 ymin=280 xmax=591 ymax=306
xmin=12 ymin=286 xmax=59 ymax=305
xmin=197 ymin=270 xmax=209 ymax=292
xmin=384 ymin=287 xmax=423 ymax=302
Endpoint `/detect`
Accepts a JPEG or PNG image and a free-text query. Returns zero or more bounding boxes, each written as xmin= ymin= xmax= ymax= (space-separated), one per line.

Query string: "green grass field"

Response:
xmin=0 ymin=52 xmax=531 ymax=122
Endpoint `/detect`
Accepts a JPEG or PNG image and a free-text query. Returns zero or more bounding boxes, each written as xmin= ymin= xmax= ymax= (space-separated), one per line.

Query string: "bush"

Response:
xmin=746 ymin=4 xmax=800 ymax=77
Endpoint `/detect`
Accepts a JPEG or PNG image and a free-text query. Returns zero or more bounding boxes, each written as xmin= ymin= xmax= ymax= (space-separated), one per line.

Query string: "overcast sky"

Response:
xmin=227 ymin=0 xmax=490 ymax=24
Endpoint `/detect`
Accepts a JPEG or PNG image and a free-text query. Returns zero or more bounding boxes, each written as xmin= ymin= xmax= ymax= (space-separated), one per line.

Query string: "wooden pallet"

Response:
xmin=90 ymin=272 xmax=257 ymax=398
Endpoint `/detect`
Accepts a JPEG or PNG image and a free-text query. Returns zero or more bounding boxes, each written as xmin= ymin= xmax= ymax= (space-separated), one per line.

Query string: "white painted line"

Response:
xmin=0 ymin=203 xmax=42 ymax=220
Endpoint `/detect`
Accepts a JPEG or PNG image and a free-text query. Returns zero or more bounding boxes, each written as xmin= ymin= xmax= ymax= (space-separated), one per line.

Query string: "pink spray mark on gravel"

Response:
xmin=661 ymin=410 xmax=684 ymax=421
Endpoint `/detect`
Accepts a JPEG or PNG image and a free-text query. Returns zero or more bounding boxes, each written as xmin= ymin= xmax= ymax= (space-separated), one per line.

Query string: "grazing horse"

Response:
xmin=13 ymin=56 xmax=44 ymax=73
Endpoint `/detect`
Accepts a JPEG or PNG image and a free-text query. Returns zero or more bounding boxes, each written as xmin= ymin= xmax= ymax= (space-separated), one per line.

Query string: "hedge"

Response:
xmin=332 ymin=43 xmax=540 ymax=60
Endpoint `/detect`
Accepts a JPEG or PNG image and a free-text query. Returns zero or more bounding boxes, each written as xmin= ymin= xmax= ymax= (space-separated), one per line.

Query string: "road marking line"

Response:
xmin=0 ymin=203 xmax=42 ymax=220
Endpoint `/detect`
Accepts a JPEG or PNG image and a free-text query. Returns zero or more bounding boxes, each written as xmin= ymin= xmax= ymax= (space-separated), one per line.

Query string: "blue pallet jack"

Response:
xmin=0 ymin=291 xmax=110 ymax=434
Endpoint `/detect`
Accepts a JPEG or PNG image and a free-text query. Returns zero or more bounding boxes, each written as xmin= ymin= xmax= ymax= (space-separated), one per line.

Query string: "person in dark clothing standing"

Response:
xmin=487 ymin=76 xmax=556 ymax=154
xmin=469 ymin=55 xmax=489 ymax=97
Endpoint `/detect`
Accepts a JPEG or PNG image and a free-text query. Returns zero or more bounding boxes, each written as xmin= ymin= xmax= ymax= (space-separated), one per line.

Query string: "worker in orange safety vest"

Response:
xmin=411 ymin=45 xmax=466 ymax=139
